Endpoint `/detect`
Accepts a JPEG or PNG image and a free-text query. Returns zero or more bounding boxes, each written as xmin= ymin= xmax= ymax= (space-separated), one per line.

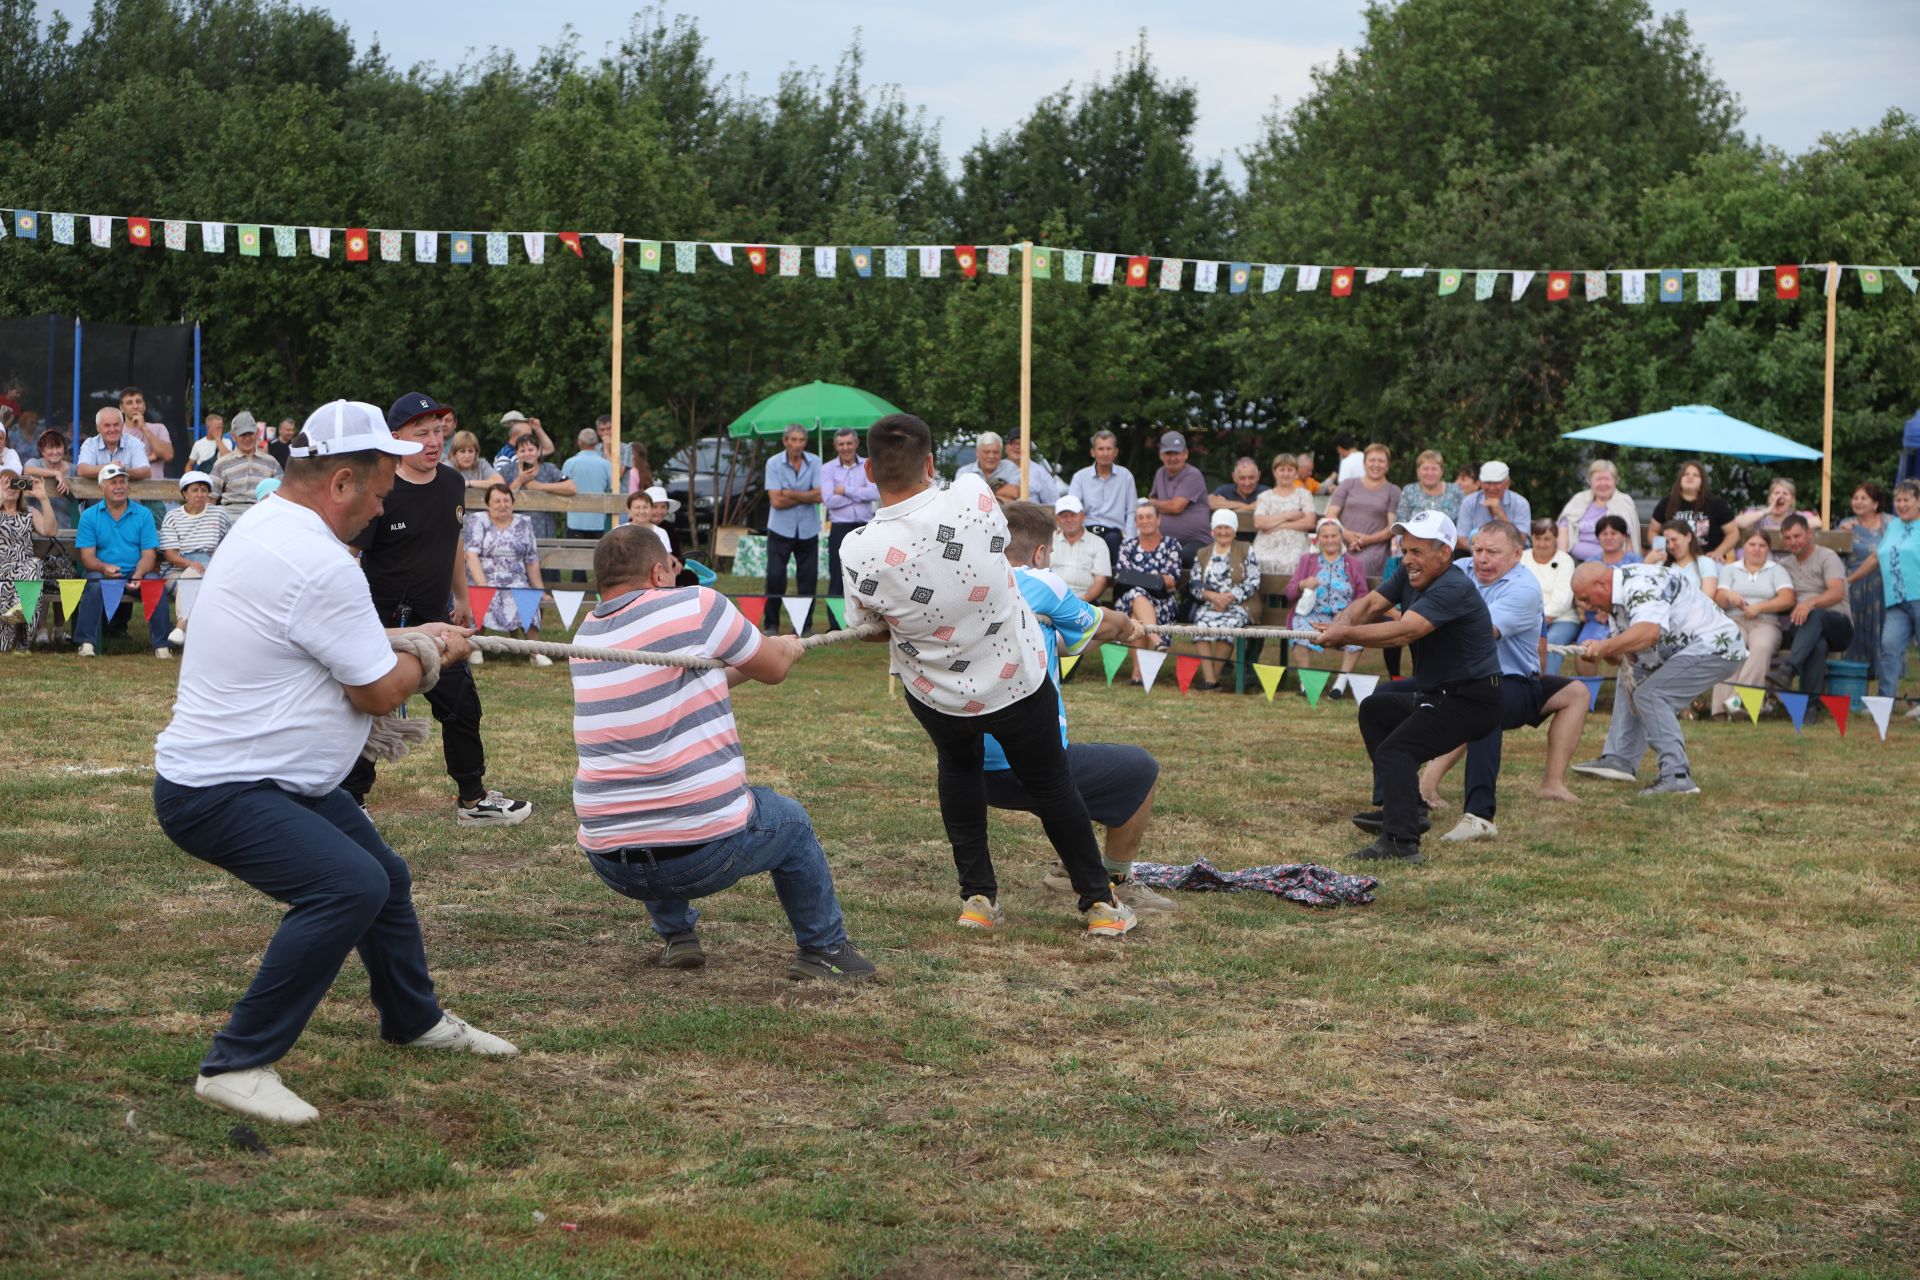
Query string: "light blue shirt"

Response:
xmin=765 ymin=451 xmax=822 ymax=540
xmin=1456 ymin=489 xmax=1532 ymax=547
xmin=1068 ymin=463 xmax=1139 ymax=538
xmin=983 ymin=567 xmax=1098 ymax=771
xmin=1455 ymin=557 xmax=1543 ymax=676
xmin=561 ymin=450 xmax=613 ymax=533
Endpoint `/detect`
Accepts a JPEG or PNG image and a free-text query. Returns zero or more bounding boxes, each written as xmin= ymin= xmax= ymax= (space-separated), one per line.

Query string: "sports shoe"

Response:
xmin=1085 ymin=899 xmax=1138 ymax=938
xmin=167 ymin=627 xmax=186 ymax=647
xmin=530 ymin=653 xmax=553 ymax=668
xmin=153 ymin=647 xmax=171 ymax=660
xmin=1440 ymin=813 xmax=1497 ymax=842
xmin=1111 ymin=875 xmax=1176 ymax=913
xmin=788 ymin=941 xmax=878 ymax=982
xmin=195 ymin=1066 xmax=320 ymax=1126
xmin=76 ymin=643 xmax=96 ymax=657
xmin=957 ymin=895 xmax=1005 ymax=930
xmin=1571 ymin=759 xmax=1637 ymax=783
xmin=1638 ymin=773 xmax=1701 ymax=797
xmin=658 ymin=931 xmax=705 ymax=970
xmin=456 ymin=790 xmax=532 ymax=827
xmin=1040 ymin=865 xmax=1074 ymax=894
xmin=404 ymin=1012 xmax=519 ymax=1056
xmin=1352 ymin=808 xmax=1431 ymax=835
xmin=468 ymin=648 xmax=485 ymax=665
xmin=1348 ymin=835 xmax=1424 ymax=864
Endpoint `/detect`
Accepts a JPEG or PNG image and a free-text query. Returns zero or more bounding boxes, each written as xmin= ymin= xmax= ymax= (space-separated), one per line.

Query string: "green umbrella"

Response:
xmin=725 ymin=380 xmax=904 ymax=439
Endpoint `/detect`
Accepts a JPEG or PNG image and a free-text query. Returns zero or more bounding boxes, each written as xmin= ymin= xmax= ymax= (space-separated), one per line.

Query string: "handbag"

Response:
xmin=1115 ymin=566 xmax=1171 ymax=597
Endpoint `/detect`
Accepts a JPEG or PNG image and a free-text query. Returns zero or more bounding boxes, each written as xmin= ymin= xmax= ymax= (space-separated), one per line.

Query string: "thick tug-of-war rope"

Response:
xmin=361 ymin=631 xmax=445 ymax=762
xmin=470 ymin=620 xmax=889 ymax=669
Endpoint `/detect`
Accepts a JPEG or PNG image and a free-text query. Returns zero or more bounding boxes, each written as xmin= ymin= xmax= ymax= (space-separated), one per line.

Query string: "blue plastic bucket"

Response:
xmin=1824 ymin=659 xmax=1871 ymax=710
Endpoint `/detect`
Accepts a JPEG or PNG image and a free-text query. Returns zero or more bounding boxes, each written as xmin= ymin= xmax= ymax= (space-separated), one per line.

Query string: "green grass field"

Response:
xmin=3 ymin=602 xmax=1916 ymax=1278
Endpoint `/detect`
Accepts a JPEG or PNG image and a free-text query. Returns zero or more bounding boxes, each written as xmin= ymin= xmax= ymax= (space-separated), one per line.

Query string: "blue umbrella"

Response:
xmin=1561 ymin=405 xmax=1823 ymax=464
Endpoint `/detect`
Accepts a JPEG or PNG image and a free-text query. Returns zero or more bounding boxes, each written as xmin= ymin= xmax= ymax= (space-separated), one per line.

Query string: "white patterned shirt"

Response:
xmin=1607 ymin=564 xmax=1746 ymax=672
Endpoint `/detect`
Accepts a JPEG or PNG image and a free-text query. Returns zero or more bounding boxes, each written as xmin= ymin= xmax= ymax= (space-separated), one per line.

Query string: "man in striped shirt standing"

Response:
xmin=568 ymin=524 xmax=876 ymax=982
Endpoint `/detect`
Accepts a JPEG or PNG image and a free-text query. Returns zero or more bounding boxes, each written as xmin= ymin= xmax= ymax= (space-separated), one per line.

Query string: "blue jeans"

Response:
xmin=1543 ymin=620 xmax=1581 ymax=674
xmin=1880 ymin=599 xmax=1920 ymax=696
xmin=73 ymin=573 xmax=172 ymax=650
xmin=153 ymin=777 xmax=442 ymax=1074
xmin=584 ymin=787 xmax=847 ymax=952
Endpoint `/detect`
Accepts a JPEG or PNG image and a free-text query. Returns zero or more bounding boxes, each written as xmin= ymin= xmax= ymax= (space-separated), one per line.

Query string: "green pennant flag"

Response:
xmin=237 ymin=224 xmax=261 ymax=257
xmin=1030 ymin=246 xmax=1052 ymax=279
xmin=824 ymin=597 xmax=847 ymax=629
xmin=1437 ymin=269 xmax=1463 ymax=296
xmin=638 ymin=240 xmax=662 ymax=272
xmin=1297 ymin=668 xmax=1331 ymax=707
xmin=1100 ymin=642 xmax=1128 ymax=685
xmin=13 ymin=580 xmax=43 ymax=622
xmin=1858 ymin=267 xmax=1884 ymax=295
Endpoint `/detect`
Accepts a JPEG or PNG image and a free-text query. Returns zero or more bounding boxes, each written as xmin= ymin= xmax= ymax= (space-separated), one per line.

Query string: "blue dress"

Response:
xmin=1840 ymin=517 xmax=1884 ymax=664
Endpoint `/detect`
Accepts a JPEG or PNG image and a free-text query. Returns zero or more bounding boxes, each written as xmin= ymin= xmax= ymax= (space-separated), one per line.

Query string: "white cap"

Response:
xmin=1479 ymin=460 xmax=1510 ymax=483
xmin=643 ymin=484 xmax=681 ymax=514
xmin=1392 ymin=509 xmax=1458 ymax=548
xmin=1210 ymin=508 xmax=1240 ymax=530
xmin=1054 ymin=494 xmax=1084 ymax=515
xmin=178 ymin=470 xmax=213 ymax=491
xmin=97 ymin=463 xmax=129 ymax=482
xmin=291 ymin=400 xmax=422 ymax=458
xmin=500 ymin=410 xmax=528 ymax=426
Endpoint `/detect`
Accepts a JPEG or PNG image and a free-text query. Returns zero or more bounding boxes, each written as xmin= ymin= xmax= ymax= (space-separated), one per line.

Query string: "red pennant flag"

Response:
xmin=127 ymin=217 xmax=152 ymax=248
xmin=1819 ymin=694 xmax=1849 ymax=736
xmin=954 ymin=245 xmax=978 ymax=278
xmin=345 ymin=228 xmax=369 ymax=261
xmin=735 ymin=596 xmax=767 ymax=627
xmin=1547 ymin=271 xmax=1571 ymax=300
xmin=746 ymin=245 xmax=767 ymax=275
xmin=1175 ymin=655 xmax=1201 ymax=693
xmin=139 ymin=579 xmax=165 ymax=621
xmin=467 ymin=587 xmax=497 ymax=623
xmin=1775 ymin=265 xmax=1800 ymax=299
xmin=1329 ymin=267 xmax=1355 ymax=297
xmin=558 ymin=232 xmax=584 ymax=258
xmin=1125 ymin=255 xmax=1150 ymax=287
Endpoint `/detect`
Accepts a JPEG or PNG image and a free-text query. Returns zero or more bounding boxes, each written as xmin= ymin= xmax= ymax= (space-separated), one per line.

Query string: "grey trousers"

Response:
xmin=1598 ymin=651 xmax=1743 ymax=780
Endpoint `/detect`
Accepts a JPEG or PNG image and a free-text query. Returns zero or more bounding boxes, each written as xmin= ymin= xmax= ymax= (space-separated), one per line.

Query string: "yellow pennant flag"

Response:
xmin=58 ymin=578 xmax=87 ymax=617
xmin=1058 ymin=654 xmax=1080 ymax=679
xmin=1254 ymin=663 xmax=1286 ymax=702
xmin=1735 ymin=685 xmax=1765 ymax=724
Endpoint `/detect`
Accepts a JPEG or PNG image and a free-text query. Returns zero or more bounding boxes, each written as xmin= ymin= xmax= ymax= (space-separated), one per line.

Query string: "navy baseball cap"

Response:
xmin=386 ymin=392 xmax=451 ymax=430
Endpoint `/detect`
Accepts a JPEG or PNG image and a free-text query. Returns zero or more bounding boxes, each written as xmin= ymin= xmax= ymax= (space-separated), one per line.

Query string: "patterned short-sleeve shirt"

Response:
xmin=1608 ymin=564 xmax=1747 ymax=671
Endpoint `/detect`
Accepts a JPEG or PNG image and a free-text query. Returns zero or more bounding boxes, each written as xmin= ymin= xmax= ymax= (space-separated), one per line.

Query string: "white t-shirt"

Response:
xmin=0 ymin=447 xmax=20 ymax=475
xmin=155 ymin=495 xmax=400 ymax=796
xmin=841 ymin=473 xmax=1047 ymax=715
xmin=1337 ymin=451 xmax=1366 ymax=483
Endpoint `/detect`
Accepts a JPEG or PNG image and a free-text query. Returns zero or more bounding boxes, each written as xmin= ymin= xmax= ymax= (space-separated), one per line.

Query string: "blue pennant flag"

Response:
xmin=99 ymin=578 xmax=126 ymax=617
xmin=1228 ymin=262 xmax=1251 ymax=294
xmin=849 ymin=247 xmax=874 ymax=278
xmin=450 ymin=234 xmax=474 ymax=264
xmin=511 ymin=588 xmax=545 ymax=630
xmin=1776 ymin=690 xmax=1809 ymax=733
xmin=13 ymin=210 xmax=39 ymax=239
xmin=1658 ymin=268 xmax=1684 ymax=303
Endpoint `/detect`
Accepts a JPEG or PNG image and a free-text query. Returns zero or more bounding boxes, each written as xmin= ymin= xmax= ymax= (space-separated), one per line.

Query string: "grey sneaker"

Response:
xmin=658 ymin=932 xmax=705 ymax=970
xmin=1639 ymin=773 xmax=1701 ymax=797
xmin=1571 ymin=759 xmax=1637 ymax=783
xmin=788 ymin=942 xmax=877 ymax=983
xmin=1111 ymin=875 xmax=1176 ymax=913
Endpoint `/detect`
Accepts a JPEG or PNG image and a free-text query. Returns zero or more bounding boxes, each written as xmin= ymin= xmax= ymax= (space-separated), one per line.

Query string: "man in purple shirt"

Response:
xmin=1149 ymin=430 xmax=1211 ymax=550
xmin=822 ymin=428 xmax=880 ymax=599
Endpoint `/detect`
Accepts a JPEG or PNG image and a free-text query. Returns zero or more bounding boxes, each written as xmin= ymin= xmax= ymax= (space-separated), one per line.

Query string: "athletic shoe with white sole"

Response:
xmin=153 ymin=647 xmax=171 ymax=660
xmin=957 ymin=894 xmax=1005 ymax=930
xmin=76 ymin=643 xmax=96 ymax=657
xmin=405 ymin=1012 xmax=519 ymax=1056
xmin=1085 ymin=899 xmax=1138 ymax=938
xmin=1111 ymin=875 xmax=1176 ymax=913
xmin=167 ymin=627 xmax=186 ymax=646
xmin=788 ymin=941 xmax=878 ymax=982
xmin=456 ymin=790 xmax=532 ymax=827
xmin=195 ymin=1066 xmax=320 ymax=1126
xmin=530 ymin=653 xmax=553 ymax=668
xmin=1638 ymin=773 xmax=1701 ymax=797
xmin=1440 ymin=813 xmax=1498 ymax=842
xmin=1571 ymin=759 xmax=1637 ymax=783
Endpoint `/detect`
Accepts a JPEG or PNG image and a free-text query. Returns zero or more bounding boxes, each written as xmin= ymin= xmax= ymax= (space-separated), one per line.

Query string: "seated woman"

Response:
xmin=156 ymin=471 xmax=232 ymax=646
xmin=1571 ymin=515 xmax=1644 ymax=674
xmin=447 ymin=430 xmax=502 ymax=488
xmin=1657 ymin=522 xmax=1718 ymax=592
xmin=1524 ymin=519 xmax=1580 ymax=674
xmin=1114 ymin=500 xmax=1183 ymax=684
xmin=1285 ymin=518 xmax=1366 ymax=684
xmin=462 ymin=485 xmax=552 ymax=667
xmin=1188 ymin=508 xmax=1262 ymax=691
xmin=0 ymin=472 xmax=56 ymax=650
xmin=1556 ymin=458 xmax=1639 ymax=562
xmin=622 ymin=489 xmax=671 ymax=549
xmin=1736 ymin=477 xmax=1822 ymax=536
xmin=1709 ymin=529 xmax=1796 ymax=717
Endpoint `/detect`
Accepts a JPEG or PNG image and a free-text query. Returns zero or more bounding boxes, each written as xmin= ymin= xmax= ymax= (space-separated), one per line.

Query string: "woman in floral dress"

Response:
xmin=1115 ymin=500 xmax=1185 ymax=683
xmin=462 ymin=485 xmax=552 ymax=666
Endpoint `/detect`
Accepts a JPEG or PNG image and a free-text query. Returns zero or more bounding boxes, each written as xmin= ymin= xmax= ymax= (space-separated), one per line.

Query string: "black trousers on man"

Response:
xmin=765 ymin=532 xmax=819 ymax=632
xmin=1357 ymin=679 xmax=1505 ymax=842
xmin=1781 ymin=608 xmax=1854 ymax=699
xmin=905 ymin=681 xmax=1111 ymax=912
xmin=825 ymin=521 xmax=866 ymax=599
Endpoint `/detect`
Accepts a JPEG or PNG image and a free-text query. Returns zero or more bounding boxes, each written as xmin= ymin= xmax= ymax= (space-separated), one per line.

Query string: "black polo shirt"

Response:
xmin=1377 ymin=563 xmax=1500 ymax=689
xmin=352 ymin=465 xmax=467 ymax=624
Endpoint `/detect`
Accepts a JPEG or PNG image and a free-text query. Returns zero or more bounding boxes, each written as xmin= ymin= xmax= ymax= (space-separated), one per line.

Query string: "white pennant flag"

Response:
xmin=308 ymin=226 xmax=331 ymax=258
xmin=1823 ymin=263 xmax=1841 ymax=297
xmin=1346 ymin=673 xmax=1380 ymax=705
xmin=414 ymin=231 xmax=438 ymax=263
xmin=1399 ymin=267 xmax=1427 ymax=278
xmin=1365 ymin=267 xmax=1390 ymax=284
xmin=1092 ymin=252 xmax=1116 ymax=285
xmin=710 ymin=243 xmax=733 ymax=265
xmin=782 ymin=597 xmax=815 ymax=634
xmin=1621 ymin=271 xmax=1647 ymax=304
xmin=1135 ymin=647 xmax=1167 ymax=693
xmin=174 ymin=578 xmax=203 ymax=621
xmin=1510 ymin=270 xmax=1536 ymax=300
xmin=550 ymin=590 xmax=587 ymax=630
xmin=814 ymin=246 xmax=837 ymax=278
xmin=1262 ymin=264 xmax=1286 ymax=293
xmin=594 ymin=233 xmax=620 ymax=259
xmin=1862 ymin=695 xmax=1895 ymax=740
xmin=1696 ymin=269 xmax=1723 ymax=302
xmin=200 ymin=221 xmax=226 ymax=253
xmin=1193 ymin=261 xmax=1219 ymax=293
xmin=918 ymin=246 xmax=941 ymax=277
xmin=522 ymin=233 xmax=545 ymax=264
xmin=1735 ymin=267 xmax=1760 ymax=301
xmin=89 ymin=216 xmax=112 ymax=248
xmin=1295 ymin=265 xmax=1322 ymax=292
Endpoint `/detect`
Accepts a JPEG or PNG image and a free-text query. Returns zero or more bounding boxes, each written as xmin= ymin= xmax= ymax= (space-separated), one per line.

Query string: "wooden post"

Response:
xmin=1018 ymin=239 xmax=1033 ymax=499
xmin=610 ymin=235 xmax=626 ymax=484
xmin=1820 ymin=259 xmax=1839 ymax=527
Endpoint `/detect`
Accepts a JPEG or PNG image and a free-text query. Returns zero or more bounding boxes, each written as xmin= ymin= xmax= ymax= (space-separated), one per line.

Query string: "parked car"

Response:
xmin=664 ymin=437 xmax=767 ymax=535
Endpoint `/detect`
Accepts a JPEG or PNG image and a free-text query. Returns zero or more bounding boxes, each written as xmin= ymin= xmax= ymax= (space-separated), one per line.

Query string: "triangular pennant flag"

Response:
xmin=1260 ymin=263 xmax=1285 ymax=292
xmin=522 ymin=232 xmax=545 ymax=264
xmin=1621 ymin=270 xmax=1648 ymax=304
xmin=1858 ymin=267 xmax=1884 ymax=295
xmin=1862 ymin=696 xmax=1894 ymax=741
xmin=1228 ymin=262 xmax=1250 ymax=294
xmin=1028 ymin=246 xmax=1050 ymax=279
xmin=778 ymin=246 xmax=800 ymax=276
xmin=1509 ymin=269 xmax=1535 ymax=300
xmin=745 ymin=245 xmax=767 ymax=274
xmin=1346 ymin=673 xmax=1380 ymax=705
xmin=955 ymin=245 xmax=978 ymax=278
xmin=1696 ymin=269 xmax=1722 ymax=302
xmin=486 ymin=231 xmax=508 ymax=265
xmin=99 ymin=578 xmax=126 ymax=617
xmin=58 ymin=579 xmax=86 ymax=617
xmin=449 ymin=234 xmax=473 ymax=264
xmin=379 ymin=229 xmax=401 ymax=261
xmin=987 ymin=245 xmax=1010 ymax=275
xmin=1473 ymin=270 xmax=1497 ymax=300
xmin=813 ymin=246 xmax=836 ymax=278
xmin=1295 ymin=265 xmax=1322 ymax=292
xmin=1100 ymin=642 xmax=1127 ymax=685
xmin=127 ymin=216 xmax=152 ymax=247
xmin=736 ymin=596 xmax=767 ymax=627
xmin=1254 ymin=663 xmax=1285 ymax=702
xmin=1135 ymin=648 xmax=1167 ymax=692
xmin=1776 ymin=690 xmax=1809 ymax=733
xmin=1658 ymin=268 xmax=1684 ymax=303
xmin=14 ymin=580 xmax=43 ymax=622
xmin=138 ymin=578 xmax=164 ymax=621
xmin=557 ymin=232 xmax=584 ymax=258
xmin=1329 ymin=266 xmax=1355 ymax=297
xmin=1157 ymin=257 xmax=1183 ymax=290
xmin=1819 ymin=694 xmax=1850 ymax=736
xmin=1174 ymin=654 xmax=1201 ymax=693
xmin=595 ymin=233 xmax=621 ymax=260
xmin=89 ymin=215 xmax=114 ymax=247
xmin=174 ymin=577 xmax=201 ymax=620
xmin=1436 ymin=268 xmax=1463 ymax=296
xmin=710 ymin=243 xmax=734 ymax=266
xmin=1546 ymin=270 xmax=1571 ymax=300
xmin=1577 ymin=676 xmax=1603 ymax=710
xmin=512 ymin=588 xmax=544 ymax=630
xmin=782 ymin=596 xmax=814 ymax=633
xmin=1893 ymin=267 xmax=1917 ymax=293
xmin=1735 ymin=266 xmax=1760 ymax=301
xmin=1364 ymin=267 xmax=1389 ymax=284
xmin=51 ymin=213 xmax=75 ymax=245
xmin=1058 ymin=653 xmax=1079 ymax=679
xmin=1735 ymin=685 xmax=1765 ymax=724
xmin=919 ymin=246 xmax=942 ymax=277
xmin=1297 ymin=668 xmax=1330 ymax=707
xmin=467 ymin=586 xmax=497 ymax=625
xmin=414 ymin=231 xmax=438 ymax=263
xmin=272 ymin=225 xmax=297 ymax=257
xmin=884 ymin=246 xmax=906 ymax=278
xmin=1125 ymin=255 xmax=1150 ymax=287
xmin=550 ymin=589 xmax=586 ymax=630
xmin=1775 ymin=265 xmax=1800 ymax=299
xmin=638 ymin=240 xmax=662 ymax=272
xmin=850 ymin=247 xmax=873 ymax=277
xmin=1062 ymin=250 xmax=1085 ymax=283
xmin=237 ymin=224 xmax=261 ymax=257
xmin=824 ymin=597 xmax=848 ymax=629
xmin=1584 ymin=270 xmax=1608 ymax=301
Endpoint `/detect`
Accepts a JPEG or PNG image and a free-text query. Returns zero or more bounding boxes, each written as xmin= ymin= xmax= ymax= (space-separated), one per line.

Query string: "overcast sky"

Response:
xmin=40 ymin=1 xmax=1920 ymax=173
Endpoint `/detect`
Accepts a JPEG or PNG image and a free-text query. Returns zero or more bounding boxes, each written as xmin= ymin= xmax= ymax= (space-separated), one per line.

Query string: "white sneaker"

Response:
xmin=167 ymin=627 xmax=186 ymax=646
xmin=957 ymin=894 xmax=1005 ymax=930
xmin=1111 ymin=874 xmax=1176 ymax=913
xmin=1441 ymin=813 xmax=1498 ymax=842
xmin=194 ymin=1066 xmax=319 ymax=1126
xmin=154 ymin=647 xmax=172 ymax=660
xmin=76 ymin=643 xmax=96 ymax=657
xmin=530 ymin=653 xmax=553 ymax=668
xmin=456 ymin=790 xmax=532 ymax=827
xmin=1085 ymin=899 xmax=1139 ymax=939
xmin=405 ymin=1012 xmax=519 ymax=1056
xmin=468 ymin=648 xmax=484 ymax=665
xmin=1571 ymin=759 xmax=1637 ymax=783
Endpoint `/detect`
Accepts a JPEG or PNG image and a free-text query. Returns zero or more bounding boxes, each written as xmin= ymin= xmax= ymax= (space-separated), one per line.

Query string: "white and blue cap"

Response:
xmin=1391 ymin=509 xmax=1458 ymax=548
xmin=292 ymin=400 xmax=423 ymax=458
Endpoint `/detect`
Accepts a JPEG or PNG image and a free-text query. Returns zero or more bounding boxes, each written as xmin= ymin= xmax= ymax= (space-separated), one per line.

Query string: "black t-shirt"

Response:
xmin=1377 ymin=564 xmax=1500 ymax=689
xmin=1650 ymin=495 xmax=1735 ymax=556
xmin=353 ymin=465 xmax=467 ymax=623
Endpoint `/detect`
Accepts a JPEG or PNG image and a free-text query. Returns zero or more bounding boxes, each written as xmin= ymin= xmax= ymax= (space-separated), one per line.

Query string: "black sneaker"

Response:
xmin=1348 ymin=835 xmax=1424 ymax=864
xmin=1351 ymin=808 xmax=1431 ymax=835
xmin=788 ymin=942 xmax=878 ymax=983
xmin=657 ymin=932 xmax=705 ymax=970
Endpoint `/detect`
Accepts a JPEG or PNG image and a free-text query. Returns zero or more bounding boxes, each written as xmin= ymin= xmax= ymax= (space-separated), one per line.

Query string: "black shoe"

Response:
xmin=788 ymin=941 xmax=878 ymax=983
xmin=1191 ymin=678 xmax=1218 ymax=692
xmin=1352 ymin=808 xmax=1431 ymax=835
xmin=657 ymin=932 xmax=705 ymax=970
xmin=1348 ymin=835 xmax=1424 ymax=864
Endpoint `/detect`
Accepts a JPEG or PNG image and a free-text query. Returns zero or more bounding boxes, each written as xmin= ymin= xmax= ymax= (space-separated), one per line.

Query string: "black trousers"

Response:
xmin=1087 ymin=526 xmax=1124 ymax=577
xmin=825 ymin=521 xmax=865 ymax=598
xmin=905 ymin=681 xmax=1111 ymax=911
xmin=1781 ymin=608 xmax=1854 ymax=698
xmin=1357 ymin=680 xmax=1505 ymax=842
xmin=344 ymin=658 xmax=487 ymax=805
xmin=765 ymin=532 xmax=819 ymax=631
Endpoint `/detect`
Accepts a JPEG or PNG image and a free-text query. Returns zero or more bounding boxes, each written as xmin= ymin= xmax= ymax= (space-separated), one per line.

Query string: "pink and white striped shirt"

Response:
xmin=569 ymin=586 xmax=764 ymax=852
